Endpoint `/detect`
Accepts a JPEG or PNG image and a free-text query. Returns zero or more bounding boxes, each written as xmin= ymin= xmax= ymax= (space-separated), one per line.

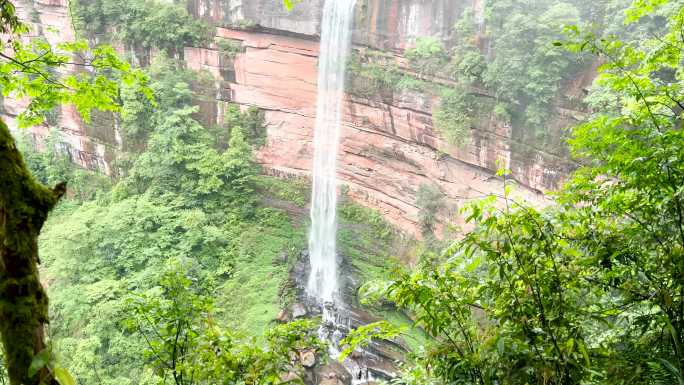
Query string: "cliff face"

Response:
xmin=5 ymin=0 xmax=587 ymax=236
xmin=186 ymin=0 xmax=467 ymax=50
xmin=183 ymin=0 xmax=583 ymax=235
xmin=4 ymin=0 xmax=122 ymax=174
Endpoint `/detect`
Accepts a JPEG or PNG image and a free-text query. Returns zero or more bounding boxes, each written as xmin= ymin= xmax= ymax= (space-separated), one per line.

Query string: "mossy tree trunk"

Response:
xmin=0 ymin=119 xmax=63 ymax=385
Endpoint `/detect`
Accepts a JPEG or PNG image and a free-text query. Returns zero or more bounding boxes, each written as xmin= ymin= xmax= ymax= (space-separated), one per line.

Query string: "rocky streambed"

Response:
xmin=274 ymin=249 xmax=410 ymax=385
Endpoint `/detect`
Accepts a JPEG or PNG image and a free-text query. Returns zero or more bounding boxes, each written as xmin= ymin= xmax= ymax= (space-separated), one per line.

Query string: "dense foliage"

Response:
xmin=20 ymin=57 xmax=326 ymax=385
xmin=346 ymin=0 xmax=675 ymax=149
xmin=6 ymin=0 xmax=684 ymax=384
xmin=358 ymin=1 xmax=684 ymax=384
xmin=1 ymin=0 xmax=390 ymax=384
xmin=0 ymin=1 xmax=150 ymax=383
xmin=71 ymin=0 xmax=211 ymax=59
xmin=12 ymin=52 xmax=403 ymax=385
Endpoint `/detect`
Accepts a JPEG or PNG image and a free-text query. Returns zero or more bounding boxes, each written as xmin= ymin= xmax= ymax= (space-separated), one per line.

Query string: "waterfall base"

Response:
xmin=288 ymin=250 xmax=406 ymax=385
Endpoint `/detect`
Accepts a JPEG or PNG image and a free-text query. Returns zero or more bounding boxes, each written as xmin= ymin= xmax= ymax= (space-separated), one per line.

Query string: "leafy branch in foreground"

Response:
xmin=124 ymin=259 xmax=325 ymax=385
xmin=0 ymin=1 xmax=149 ymax=384
xmin=363 ymin=0 xmax=684 ymax=384
xmin=338 ymin=321 xmax=403 ymax=361
xmin=0 ymin=37 xmax=151 ymax=127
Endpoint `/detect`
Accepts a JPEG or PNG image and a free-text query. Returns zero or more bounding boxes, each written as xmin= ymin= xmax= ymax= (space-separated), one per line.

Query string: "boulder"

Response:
xmin=319 ymin=378 xmax=345 ymax=385
xmin=350 ymin=350 xmax=363 ymax=360
xmin=280 ymin=371 xmax=301 ymax=383
xmin=315 ymin=361 xmax=351 ymax=385
xmin=300 ymin=349 xmax=316 ymax=368
xmin=292 ymin=302 xmax=307 ymax=318
xmin=275 ymin=309 xmax=291 ymax=323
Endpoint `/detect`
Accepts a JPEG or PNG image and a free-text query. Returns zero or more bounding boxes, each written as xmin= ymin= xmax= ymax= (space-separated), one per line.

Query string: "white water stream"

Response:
xmin=307 ymin=0 xmax=357 ymax=303
xmin=305 ymin=2 xmax=385 ymax=383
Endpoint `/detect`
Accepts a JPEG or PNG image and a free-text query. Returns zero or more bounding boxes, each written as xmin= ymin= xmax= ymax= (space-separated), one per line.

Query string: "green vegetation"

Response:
xmin=457 ymin=2 xmax=584 ymax=135
xmin=216 ymin=37 xmax=245 ymax=59
xmin=254 ymin=175 xmax=309 ymax=207
xmin=347 ymin=1 xmax=670 ymax=148
xmin=6 ymin=1 xmax=684 ymax=385
xmin=22 ymin=55 xmax=323 ymax=384
xmin=123 ymin=260 xmax=323 ymax=385
xmin=16 ymin=130 xmax=112 ymax=201
xmin=346 ymin=49 xmax=429 ymax=98
xmin=361 ymin=1 xmax=684 ymax=384
xmin=415 ymin=183 xmax=445 ymax=239
xmin=404 ymin=37 xmax=450 ymax=78
xmin=71 ymin=0 xmax=211 ymax=58
xmin=338 ymin=200 xmax=397 ymax=283
xmin=0 ymin=1 xmax=394 ymax=385
xmin=223 ymin=104 xmax=267 ymax=148
xmin=0 ymin=2 xmax=148 ymax=383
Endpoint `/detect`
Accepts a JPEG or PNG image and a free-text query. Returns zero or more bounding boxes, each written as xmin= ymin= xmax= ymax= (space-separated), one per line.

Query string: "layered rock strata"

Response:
xmin=2 ymin=0 xmax=590 ymax=236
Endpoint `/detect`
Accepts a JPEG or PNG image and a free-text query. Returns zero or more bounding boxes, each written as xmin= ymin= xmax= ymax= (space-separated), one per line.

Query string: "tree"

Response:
xmin=0 ymin=119 xmax=65 ymax=385
xmin=366 ymin=1 xmax=684 ymax=384
xmin=124 ymin=259 xmax=323 ymax=385
xmin=0 ymin=1 xmax=148 ymax=384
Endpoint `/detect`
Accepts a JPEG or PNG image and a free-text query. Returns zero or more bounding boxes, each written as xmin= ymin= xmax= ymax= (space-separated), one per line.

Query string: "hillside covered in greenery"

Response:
xmin=1 ymin=0 xmax=684 ymax=385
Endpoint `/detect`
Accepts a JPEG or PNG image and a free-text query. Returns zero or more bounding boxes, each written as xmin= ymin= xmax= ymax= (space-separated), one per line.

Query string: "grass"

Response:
xmin=254 ymin=175 xmax=310 ymax=207
xmin=218 ymin=207 xmax=306 ymax=336
xmin=335 ymin=198 xmax=434 ymax=352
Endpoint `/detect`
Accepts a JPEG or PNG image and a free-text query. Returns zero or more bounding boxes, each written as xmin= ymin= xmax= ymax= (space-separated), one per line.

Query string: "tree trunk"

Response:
xmin=0 ymin=119 xmax=63 ymax=385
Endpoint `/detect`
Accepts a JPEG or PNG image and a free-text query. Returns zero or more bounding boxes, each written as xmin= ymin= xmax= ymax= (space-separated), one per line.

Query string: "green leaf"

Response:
xmin=54 ymin=367 xmax=77 ymax=385
xmin=466 ymin=256 xmax=481 ymax=272
xmin=28 ymin=349 xmax=50 ymax=377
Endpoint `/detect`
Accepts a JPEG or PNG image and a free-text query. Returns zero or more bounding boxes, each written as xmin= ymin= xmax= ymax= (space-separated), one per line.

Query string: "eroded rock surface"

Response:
xmin=3 ymin=0 xmax=587 ymax=237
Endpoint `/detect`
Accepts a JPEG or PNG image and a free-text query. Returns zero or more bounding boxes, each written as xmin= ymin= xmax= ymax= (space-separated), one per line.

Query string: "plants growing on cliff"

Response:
xmin=358 ymin=1 xmax=684 ymax=384
xmin=215 ymin=38 xmax=244 ymax=59
xmin=0 ymin=1 xmax=150 ymax=382
xmin=433 ymin=86 xmax=475 ymax=145
xmin=71 ymin=0 xmax=211 ymax=59
xmin=415 ymin=183 xmax=445 ymax=239
xmin=346 ymin=49 xmax=429 ymax=98
xmin=221 ymin=104 xmax=267 ymax=149
xmin=32 ymin=101 xmax=310 ymax=385
xmin=16 ymin=130 xmax=112 ymax=201
xmin=346 ymin=0 xmax=598 ymax=148
xmin=405 ymin=37 xmax=450 ymax=78
xmin=14 ymin=39 xmax=319 ymax=384
xmin=446 ymin=0 xmax=589 ymax=146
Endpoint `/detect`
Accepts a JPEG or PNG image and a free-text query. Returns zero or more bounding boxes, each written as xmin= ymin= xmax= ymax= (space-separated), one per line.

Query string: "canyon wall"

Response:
xmin=4 ymin=0 xmax=122 ymax=174
xmin=4 ymin=0 xmax=588 ymax=236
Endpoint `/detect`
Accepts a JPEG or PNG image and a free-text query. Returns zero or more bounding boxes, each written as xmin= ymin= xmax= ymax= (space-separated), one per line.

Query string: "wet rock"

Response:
xmin=280 ymin=371 xmax=301 ymax=383
xmin=300 ymin=349 xmax=316 ymax=368
xmin=350 ymin=350 xmax=363 ymax=360
xmin=319 ymin=378 xmax=345 ymax=385
xmin=315 ymin=361 xmax=351 ymax=385
xmin=292 ymin=302 xmax=307 ymax=318
xmin=273 ymin=251 xmax=289 ymax=265
xmin=275 ymin=309 xmax=291 ymax=323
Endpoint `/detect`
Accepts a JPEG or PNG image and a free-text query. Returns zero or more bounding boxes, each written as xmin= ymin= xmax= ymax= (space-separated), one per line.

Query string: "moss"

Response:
xmin=0 ymin=119 xmax=63 ymax=385
xmin=215 ymin=38 xmax=244 ymax=59
xmin=336 ymin=200 xmax=431 ymax=351
xmin=253 ymin=175 xmax=310 ymax=207
xmin=217 ymin=207 xmax=306 ymax=337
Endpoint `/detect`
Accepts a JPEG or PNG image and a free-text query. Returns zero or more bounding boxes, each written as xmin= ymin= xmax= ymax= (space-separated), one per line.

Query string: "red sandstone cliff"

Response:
xmin=3 ymin=0 xmax=590 ymax=237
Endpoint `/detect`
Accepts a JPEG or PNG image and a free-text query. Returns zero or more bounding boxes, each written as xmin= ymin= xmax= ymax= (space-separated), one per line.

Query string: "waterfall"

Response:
xmin=307 ymin=0 xmax=356 ymax=303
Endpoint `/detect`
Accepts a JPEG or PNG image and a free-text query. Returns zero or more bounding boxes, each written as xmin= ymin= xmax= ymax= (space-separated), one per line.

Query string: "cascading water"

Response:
xmin=307 ymin=2 xmax=382 ymax=383
xmin=307 ymin=0 xmax=357 ymax=304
